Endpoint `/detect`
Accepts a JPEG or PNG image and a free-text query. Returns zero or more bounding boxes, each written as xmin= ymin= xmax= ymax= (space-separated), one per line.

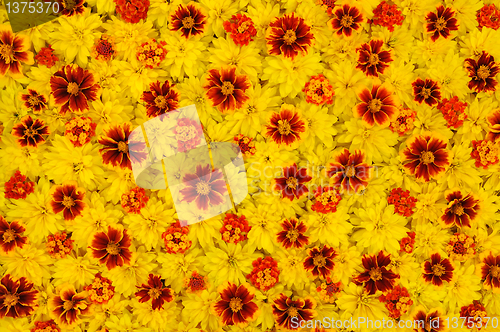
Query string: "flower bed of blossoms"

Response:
xmin=1 ymin=0 xmax=500 ymax=331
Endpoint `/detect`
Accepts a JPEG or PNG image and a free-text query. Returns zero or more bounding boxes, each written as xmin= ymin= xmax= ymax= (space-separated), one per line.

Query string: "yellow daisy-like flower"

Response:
xmin=297 ymin=101 xmax=338 ymax=149
xmin=386 ymin=251 xmax=420 ymax=288
xmin=438 ymin=143 xmax=482 ymax=190
xmin=132 ymin=296 xmax=180 ymax=331
xmin=51 ymin=254 xmax=99 ymax=289
xmin=412 ymin=37 xmax=456 ymax=68
xmin=49 ymin=9 xmax=101 ymax=67
xmin=380 ymin=58 xmax=415 ymax=105
xmin=413 ymin=222 xmax=450 ymax=258
xmin=105 ymin=309 xmax=152 ymax=332
xmin=158 ymin=248 xmax=201 ymax=292
xmin=303 ymin=205 xmax=352 ymax=247
xmin=148 ymin=0 xmax=183 ymax=28
xmin=26 ymin=64 xmax=59 ymax=97
xmin=411 ymin=104 xmax=454 ymax=141
xmin=181 ymin=288 xmax=220 ymax=331
xmin=262 ymin=52 xmax=324 ymax=98
xmin=371 ymin=24 xmax=415 ymax=63
xmin=0 ymin=135 xmax=41 ymax=180
xmin=443 ymin=264 xmax=481 ymax=314
xmin=115 ymin=59 xmax=168 ymax=100
xmin=86 ymin=0 xmax=117 ymax=14
xmin=395 ymin=0 xmax=440 ymax=30
xmin=208 ymin=38 xmax=262 ymax=85
xmin=199 ymin=0 xmax=239 ymax=37
xmin=0 ymin=243 xmax=52 ymax=286
xmin=328 ymin=60 xmax=371 ymax=111
xmin=456 ymin=97 xmax=497 ymax=143
xmin=351 ymin=202 xmax=410 ymax=254
xmin=406 ymin=279 xmax=446 ymax=311
xmin=445 ymin=0 xmax=482 ymax=33
xmin=88 ymin=60 xmax=121 ymax=92
xmin=427 ymin=50 xmax=469 ymax=99
xmin=246 ymin=0 xmax=280 ymax=52
xmin=296 ymin=0 xmax=330 ymax=50
xmin=275 ymin=248 xmax=309 ymax=290
xmin=322 ymin=31 xmax=368 ymax=65
xmin=336 ymin=283 xmax=388 ymax=322
xmin=459 ymin=27 xmax=500 ymax=60
xmin=98 ymin=168 xmax=136 ymax=204
xmin=331 ymin=244 xmax=362 ymax=289
xmin=123 ymin=197 xmax=176 ymax=251
xmin=412 ymin=182 xmax=447 ymax=224
xmin=42 ymin=135 xmax=104 ymax=191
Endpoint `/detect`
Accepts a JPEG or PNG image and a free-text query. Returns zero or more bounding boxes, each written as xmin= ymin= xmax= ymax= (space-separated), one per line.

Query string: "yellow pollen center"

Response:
xmin=340 ymin=15 xmax=354 ymax=27
xmin=420 ymin=87 xmax=432 ymax=99
xmin=154 ymin=95 xmax=167 ymax=109
xmin=286 ymin=228 xmax=299 ymax=242
xmin=4 ymin=293 xmax=19 ymax=307
xmin=286 ymin=177 xmax=298 ymax=190
xmin=25 ymin=128 xmax=37 ymax=137
xmin=313 ymin=254 xmax=326 ymax=267
xmin=182 ymin=16 xmax=195 ymax=29
xmin=288 ymin=306 xmax=299 ymax=317
xmin=66 ymin=82 xmax=80 ymax=96
xmin=432 ymin=263 xmax=446 ymax=277
xmin=0 ymin=44 xmax=14 ymax=64
xmin=283 ymin=30 xmax=297 ymax=45
xmin=118 ymin=141 xmax=128 ymax=153
xmin=237 ymin=21 xmax=250 ymax=33
xmin=62 ymin=195 xmax=75 ymax=208
xmin=229 ymin=297 xmax=243 ymax=312
xmin=368 ymin=53 xmax=379 ymax=65
xmin=368 ymin=99 xmax=382 ymax=113
xmin=369 ymin=267 xmax=382 ymax=281
xmin=148 ymin=288 xmax=162 ymax=299
xmin=435 ymin=17 xmax=447 ymax=30
xmin=277 ymin=119 xmax=291 ymax=135
xmin=345 ymin=165 xmax=356 ymax=178
xmin=196 ymin=181 xmax=210 ymax=195
xmin=221 ymin=81 xmax=234 ymax=95
xmin=106 ymin=242 xmax=120 ymax=255
xmin=63 ymin=300 xmax=74 ymax=311
xmin=420 ymin=151 xmax=435 ymax=164
xmin=477 ymin=65 xmax=491 ymax=80
xmin=2 ymin=229 xmax=16 ymax=243
xmin=490 ymin=266 xmax=500 ymax=278
xmin=452 ymin=203 xmax=464 ymax=216
xmin=28 ymin=96 xmax=40 ymax=106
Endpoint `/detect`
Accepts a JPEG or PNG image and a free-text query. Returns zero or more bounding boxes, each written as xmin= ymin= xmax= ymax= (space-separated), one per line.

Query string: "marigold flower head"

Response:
xmin=442 ymin=189 xmax=479 ymax=228
xmin=89 ymin=226 xmax=132 ymax=270
xmin=370 ymin=1 xmax=404 ymax=32
xmin=276 ymin=218 xmax=309 ymax=249
xmin=141 ymin=80 xmax=180 ymax=118
xmin=389 ymin=107 xmax=416 ymax=136
xmin=50 ymin=182 xmax=86 ymax=221
xmin=11 ymin=115 xmax=50 ymax=149
xmin=379 ymin=285 xmax=413 ymax=320
xmin=412 ymin=78 xmax=441 ymax=106
xmin=353 ymin=251 xmax=399 ymax=294
xmin=84 ymin=273 xmax=115 ymax=305
xmin=266 ymin=106 xmax=306 ymax=146
xmin=204 ymin=67 xmax=250 ymax=113
xmin=114 ymin=0 xmax=150 ymax=24
xmin=354 ymin=84 xmax=398 ymax=127
xmin=121 ymin=187 xmax=149 ymax=214
xmin=486 ymin=109 xmax=500 ymax=142
xmin=91 ymin=35 xmax=117 ymax=62
xmin=135 ymin=273 xmax=174 ymax=310
xmin=49 ymin=285 xmax=89 ymax=327
xmin=477 ymin=4 xmax=500 ymax=30
xmin=34 ymin=46 xmax=58 ymax=68
xmin=303 ymin=74 xmax=335 ymax=105
xmin=46 ymin=231 xmax=74 ymax=259
xmin=356 ymin=39 xmax=393 ymax=77
xmin=220 ymin=213 xmax=251 ymax=244
xmin=316 ymin=277 xmax=341 ymax=303
xmin=329 ymin=4 xmax=364 ymax=37
xmin=0 ymin=217 xmax=27 ymax=254
xmin=274 ymin=163 xmax=312 ymax=201
xmin=465 ymin=51 xmax=500 ymax=94
xmin=446 ymin=233 xmax=476 ymax=262
xmin=58 ymin=0 xmax=85 ymax=17
xmin=233 ymin=134 xmax=256 ymax=156
xmin=387 ymin=188 xmax=417 ymax=217
xmin=136 ymin=39 xmax=167 ymax=69
xmin=224 ymin=14 xmax=257 ymax=46
xmin=437 ymin=96 xmax=468 ymax=129
xmin=31 ymin=320 xmax=61 ymax=332
xmin=4 ymin=170 xmax=35 ymax=200
xmin=460 ymin=301 xmax=488 ymax=330
xmin=213 ymin=282 xmax=259 ymax=326
xmin=422 ymin=253 xmax=454 ymax=287
xmin=246 ymin=256 xmax=280 ymax=292
xmin=21 ymin=89 xmax=47 ymax=114
xmin=272 ymin=293 xmax=316 ymax=330
xmin=0 ymin=26 xmax=34 ymax=78
xmin=184 ymin=271 xmax=207 ymax=293
xmin=471 ymin=139 xmax=500 ymax=169
xmin=304 ymin=245 xmax=337 ymax=279
xmin=311 ymin=186 xmax=341 ymax=214
xmin=170 ymin=4 xmax=207 ymax=38
xmin=99 ymin=122 xmax=146 ymax=170
xmin=64 ymin=116 xmax=97 ymax=147
xmin=327 ymin=149 xmax=372 ymax=193
xmin=479 ymin=252 xmax=500 ymax=292
xmin=412 ymin=308 xmax=446 ymax=332
xmin=400 ymin=231 xmax=416 ymax=254
xmin=425 ymin=5 xmax=458 ymax=42
xmin=0 ymin=274 xmax=38 ymax=319
xmin=179 ymin=164 xmax=227 ymax=211
xmin=266 ymin=13 xmax=314 ymax=59
xmin=162 ymin=221 xmax=192 ymax=254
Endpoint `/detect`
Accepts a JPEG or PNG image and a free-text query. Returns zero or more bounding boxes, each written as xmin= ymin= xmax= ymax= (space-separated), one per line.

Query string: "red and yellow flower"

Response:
xmin=422 ymin=253 xmax=454 ymax=287
xmin=49 ymin=285 xmax=89 ymax=327
xmin=266 ymin=106 xmax=306 ymax=146
xmin=141 ymin=80 xmax=180 ymax=118
xmin=465 ymin=51 xmax=500 ymax=94
xmin=441 ymin=189 xmax=480 ymax=228
xmin=50 ymin=181 xmax=86 ymax=221
xmin=356 ymin=39 xmax=393 ymax=77
xmin=479 ymin=252 xmax=500 ymax=292
xmin=11 ymin=115 xmax=50 ymax=149
xmin=213 ymin=282 xmax=259 ymax=327
xmin=89 ymin=226 xmax=133 ymax=270
xmin=329 ymin=4 xmax=364 ymax=37
xmin=425 ymin=6 xmax=458 ymax=41
xmin=0 ymin=217 xmax=27 ymax=254
xmin=272 ymin=293 xmax=316 ymax=330
xmin=204 ymin=67 xmax=250 ymax=113
xmin=326 ymin=149 xmax=372 ymax=193
xmin=0 ymin=25 xmax=34 ymax=78
xmin=179 ymin=164 xmax=227 ymax=211
xmin=276 ymin=218 xmax=309 ymax=249
xmin=266 ymin=13 xmax=314 ymax=59
xmin=274 ymin=163 xmax=312 ymax=201
xmin=353 ymin=251 xmax=399 ymax=295
xmin=0 ymin=274 xmax=38 ymax=319
xmin=354 ymin=84 xmax=398 ymax=127
xmin=170 ymin=4 xmax=207 ymax=38
xmin=303 ymin=245 xmax=337 ymax=279
xmin=135 ymin=274 xmax=174 ymax=310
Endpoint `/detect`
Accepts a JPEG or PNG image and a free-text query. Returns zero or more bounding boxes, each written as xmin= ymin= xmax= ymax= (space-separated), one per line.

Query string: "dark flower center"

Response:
xmin=221 ymin=81 xmax=234 ymax=95
xmin=420 ymin=87 xmax=432 ymax=99
xmin=286 ymin=228 xmax=299 ymax=242
xmin=2 ymin=229 xmax=16 ymax=243
xmin=340 ymin=15 xmax=354 ymax=28
xmin=62 ymin=195 xmax=75 ymax=208
xmin=196 ymin=181 xmax=211 ymax=195
xmin=67 ymin=82 xmax=80 ymax=96
xmin=229 ymin=297 xmax=243 ymax=312
xmin=96 ymin=40 xmax=114 ymax=57
xmin=277 ymin=119 xmax=291 ymax=135
xmin=477 ymin=65 xmax=491 ymax=80
xmin=368 ymin=53 xmax=379 ymax=65
xmin=63 ymin=300 xmax=75 ymax=311
xmin=432 ymin=263 xmax=446 ymax=276
xmin=4 ymin=293 xmax=19 ymax=307
xmin=420 ymin=151 xmax=435 ymax=164
xmin=451 ymin=202 xmax=464 ymax=216
xmin=288 ymin=306 xmax=299 ymax=317
xmin=118 ymin=141 xmax=128 ymax=153
xmin=369 ymin=267 xmax=382 ymax=281
xmin=148 ymin=288 xmax=162 ymax=299
xmin=28 ymin=96 xmax=41 ymax=106
xmin=106 ymin=242 xmax=120 ymax=255
xmin=368 ymin=98 xmax=382 ymax=113
xmin=453 ymin=242 xmax=466 ymax=254
xmin=490 ymin=265 xmax=500 ymax=278
xmin=435 ymin=17 xmax=447 ymax=30
xmin=182 ymin=16 xmax=195 ymax=29
xmin=313 ymin=254 xmax=326 ymax=267
xmin=283 ymin=30 xmax=297 ymax=45
xmin=286 ymin=176 xmax=298 ymax=190
xmin=0 ymin=44 xmax=14 ymax=64
xmin=154 ymin=95 xmax=167 ymax=109
xmin=25 ymin=128 xmax=37 ymax=138
xmin=345 ymin=165 xmax=356 ymax=177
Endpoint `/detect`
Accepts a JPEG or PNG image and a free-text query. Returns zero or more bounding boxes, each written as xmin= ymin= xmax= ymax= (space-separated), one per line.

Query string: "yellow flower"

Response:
xmin=371 ymin=24 xmax=415 ymax=63
xmin=443 ymin=264 xmax=481 ymax=314
xmin=336 ymin=283 xmax=388 ymax=324
xmin=247 ymin=0 xmax=280 ymax=51
xmin=459 ymin=27 xmax=500 ymax=60
xmin=380 ymin=58 xmax=415 ymax=105
xmin=427 ymin=49 xmax=469 ymax=99
xmin=148 ymin=0 xmax=183 ymax=28
xmin=105 ymin=309 xmax=153 ymax=332
xmin=51 ymin=254 xmax=98 ymax=289
xmin=438 ymin=143 xmax=482 ymax=190
xmin=328 ymin=59 xmax=370 ymax=111
xmin=0 ymin=244 xmax=52 ymax=286
xmin=275 ymin=248 xmax=309 ymax=290
xmin=158 ymin=248 xmax=201 ymax=292
xmin=132 ymin=296 xmax=180 ymax=331
xmin=297 ymin=101 xmax=338 ymax=150
xmin=296 ymin=0 xmax=330 ymax=50
xmin=332 ymin=244 xmax=362 ymax=286
xmin=456 ymin=97 xmax=497 ymax=143
xmin=386 ymin=251 xmax=419 ymax=288
xmin=413 ymin=222 xmax=450 ymax=258
xmin=406 ymin=279 xmax=446 ymax=311
xmin=98 ymin=168 xmax=136 ymax=204
xmin=351 ymin=202 xmax=410 ymax=254
xmin=395 ymin=0 xmax=440 ymax=30
xmin=446 ymin=0 xmax=482 ymax=34
xmin=181 ymin=288 xmax=220 ymax=331
xmin=262 ymin=52 xmax=324 ymax=98
xmin=411 ymin=104 xmax=454 ymax=141
xmin=303 ymin=205 xmax=352 ymax=247
xmin=412 ymin=38 xmax=456 ymax=68
xmin=0 ymin=135 xmax=41 ymax=180
xmin=199 ymin=0 xmax=239 ymax=37
xmin=115 ymin=60 xmax=168 ymax=100
xmin=322 ymin=32 xmax=368 ymax=65
xmin=412 ymin=182 xmax=447 ymax=224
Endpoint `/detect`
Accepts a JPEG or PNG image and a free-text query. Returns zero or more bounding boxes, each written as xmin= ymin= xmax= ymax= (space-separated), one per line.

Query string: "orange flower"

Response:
xmin=266 ymin=13 xmax=314 ymax=59
xmin=49 ymin=285 xmax=89 ymax=327
xmin=204 ymin=67 xmax=250 ymax=113
xmin=326 ymin=149 xmax=372 ymax=193
xmin=353 ymin=84 xmax=398 ymax=127
xmin=0 ymin=25 xmax=34 ymax=78
xmin=0 ymin=274 xmax=38 ymax=319
xmin=50 ymin=181 xmax=86 ymax=221
xmin=213 ymin=282 xmax=259 ymax=327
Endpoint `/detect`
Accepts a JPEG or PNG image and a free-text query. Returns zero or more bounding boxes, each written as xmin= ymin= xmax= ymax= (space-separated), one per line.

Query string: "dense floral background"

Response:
xmin=1 ymin=0 xmax=500 ymax=331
